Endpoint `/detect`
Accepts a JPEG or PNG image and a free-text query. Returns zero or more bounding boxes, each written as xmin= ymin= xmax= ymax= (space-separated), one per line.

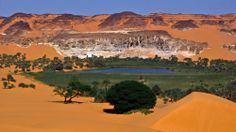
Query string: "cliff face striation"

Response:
xmin=49 ymin=30 xmax=207 ymax=58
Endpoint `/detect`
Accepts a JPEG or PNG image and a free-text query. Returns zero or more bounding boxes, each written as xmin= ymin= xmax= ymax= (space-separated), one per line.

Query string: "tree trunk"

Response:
xmin=68 ymin=98 xmax=72 ymax=103
xmin=64 ymin=97 xmax=67 ymax=103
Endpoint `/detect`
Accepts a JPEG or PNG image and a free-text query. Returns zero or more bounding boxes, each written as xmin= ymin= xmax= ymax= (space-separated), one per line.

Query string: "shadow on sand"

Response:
xmin=103 ymin=108 xmax=119 ymax=114
xmin=48 ymin=101 xmax=83 ymax=104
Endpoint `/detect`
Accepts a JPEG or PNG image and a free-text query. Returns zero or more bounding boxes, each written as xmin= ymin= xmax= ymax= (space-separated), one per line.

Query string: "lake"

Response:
xmin=77 ymin=68 xmax=175 ymax=74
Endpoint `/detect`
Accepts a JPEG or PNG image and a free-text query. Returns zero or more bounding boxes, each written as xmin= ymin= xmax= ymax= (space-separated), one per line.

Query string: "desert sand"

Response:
xmin=0 ymin=69 xmax=156 ymax=132
xmin=150 ymin=92 xmax=236 ymax=132
xmin=147 ymin=25 xmax=236 ymax=60
xmin=1 ymin=68 xmax=236 ymax=132
xmin=0 ymin=44 xmax=62 ymax=60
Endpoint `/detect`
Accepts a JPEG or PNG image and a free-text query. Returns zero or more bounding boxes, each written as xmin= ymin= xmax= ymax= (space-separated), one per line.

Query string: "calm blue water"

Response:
xmin=77 ymin=68 xmax=175 ymax=74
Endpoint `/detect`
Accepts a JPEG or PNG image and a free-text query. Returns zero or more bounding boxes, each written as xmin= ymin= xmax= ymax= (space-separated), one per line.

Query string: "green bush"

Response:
xmin=163 ymin=88 xmax=185 ymax=102
xmin=3 ymin=81 xmax=8 ymax=89
xmin=186 ymin=85 xmax=209 ymax=95
xmin=225 ymin=80 xmax=236 ymax=102
xmin=152 ymin=85 xmax=162 ymax=96
xmin=29 ymin=84 xmax=36 ymax=88
xmin=94 ymin=89 xmax=107 ymax=103
xmin=18 ymin=83 xmax=29 ymax=88
xmin=106 ymin=81 xmax=156 ymax=113
xmin=18 ymin=83 xmax=36 ymax=89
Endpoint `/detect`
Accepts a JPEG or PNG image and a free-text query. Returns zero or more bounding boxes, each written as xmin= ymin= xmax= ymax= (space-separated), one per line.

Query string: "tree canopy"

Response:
xmin=106 ymin=81 xmax=156 ymax=113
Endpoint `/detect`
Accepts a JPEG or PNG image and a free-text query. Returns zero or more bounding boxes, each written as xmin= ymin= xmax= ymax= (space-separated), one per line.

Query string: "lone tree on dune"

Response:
xmin=53 ymin=77 xmax=91 ymax=103
xmin=2 ymin=74 xmax=16 ymax=89
xmin=106 ymin=81 xmax=156 ymax=113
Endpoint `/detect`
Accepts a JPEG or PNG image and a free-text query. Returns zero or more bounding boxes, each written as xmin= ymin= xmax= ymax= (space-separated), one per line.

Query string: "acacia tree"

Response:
xmin=53 ymin=77 xmax=91 ymax=103
xmin=2 ymin=74 xmax=16 ymax=89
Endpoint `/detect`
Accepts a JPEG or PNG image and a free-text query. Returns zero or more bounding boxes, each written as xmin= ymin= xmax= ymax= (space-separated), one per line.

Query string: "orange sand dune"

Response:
xmin=151 ymin=92 xmax=236 ymax=132
xmin=0 ymin=44 xmax=62 ymax=60
xmin=0 ymin=69 xmax=156 ymax=132
xmin=148 ymin=25 xmax=236 ymax=60
xmin=1 ymin=68 xmax=236 ymax=132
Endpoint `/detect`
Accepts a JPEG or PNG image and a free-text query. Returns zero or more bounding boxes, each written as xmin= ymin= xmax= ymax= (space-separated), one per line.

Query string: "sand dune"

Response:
xmin=0 ymin=44 xmax=62 ymax=60
xmin=148 ymin=25 xmax=236 ymax=60
xmin=151 ymin=92 xmax=236 ymax=132
xmin=1 ymin=68 xmax=236 ymax=132
xmin=0 ymin=69 xmax=156 ymax=132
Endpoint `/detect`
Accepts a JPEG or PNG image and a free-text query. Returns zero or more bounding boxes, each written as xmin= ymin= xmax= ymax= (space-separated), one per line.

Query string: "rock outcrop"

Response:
xmin=171 ymin=20 xmax=198 ymax=30
xmin=1 ymin=12 xmax=235 ymax=58
xmin=49 ymin=30 xmax=208 ymax=58
xmin=220 ymin=28 xmax=236 ymax=36
xmin=223 ymin=43 xmax=236 ymax=51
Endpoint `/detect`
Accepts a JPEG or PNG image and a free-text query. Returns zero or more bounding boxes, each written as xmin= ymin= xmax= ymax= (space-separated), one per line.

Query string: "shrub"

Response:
xmin=18 ymin=83 xmax=29 ymax=88
xmin=225 ymin=80 xmax=236 ymax=102
xmin=7 ymin=74 xmax=16 ymax=82
xmin=3 ymin=81 xmax=8 ymax=89
xmin=163 ymin=88 xmax=185 ymax=102
xmin=152 ymin=85 xmax=162 ymax=96
xmin=43 ymin=57 xmax=63 ymax=71
xmin=94 ymin=89 xmax=107 ymax=103
xmin=2 ymin=74 xmax=16 ymax=89
xmin=29 ymin=84 xmax=36 ymax=89
xmin=8 ymin=84 xmax=15 ymax=89
xmin=163 ymin=97 xmax=169 ymax=104
xmin=106 ymin=81 xmax=156 ymax=113
xmin=186 ymin=85 xmax=209 ymax=95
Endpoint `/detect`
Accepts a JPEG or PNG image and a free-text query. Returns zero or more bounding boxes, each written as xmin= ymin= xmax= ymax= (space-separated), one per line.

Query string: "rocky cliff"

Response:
xmin=0 ymin=12 xmax=235 ymax=58
xmin=48 ymin=30 xmax=207 ymax=58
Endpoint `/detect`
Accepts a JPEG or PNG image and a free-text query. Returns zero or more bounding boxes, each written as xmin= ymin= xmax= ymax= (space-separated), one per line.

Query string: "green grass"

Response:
xmin=25 ymin=71 xmax=235 ymax=90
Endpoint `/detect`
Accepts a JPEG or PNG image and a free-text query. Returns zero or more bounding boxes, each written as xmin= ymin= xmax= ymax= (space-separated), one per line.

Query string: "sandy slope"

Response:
xmin=1 ymin=68 xmax=236 ymax=132
xmin=148 ymin=25 xmax=236 ymax=60
xmin=151 ymin=92 xmax=236 ymax=132
xmin=0 ymin=44 xmax=62 ymax=60
xmin=0 ymin=69 xmax=157 ymax=132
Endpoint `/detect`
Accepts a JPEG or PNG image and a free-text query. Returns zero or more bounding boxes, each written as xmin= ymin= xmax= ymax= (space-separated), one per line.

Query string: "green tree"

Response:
xmin=63 ymin=57 xmax=73 ymax=70
xmin=102 ymin=80 xmax=111 ymax=92
xmin=94 ymin=89 xmax=107 ymax=103
xmin=106 ymin=81 xmax=156 ymax=113
xmin=183 ymin=58 xmax=194 ymax=67
xmin=2 ymin=74 xmax=16 ymax=89
xmin=53 ymin=77 xmax=91 ymax=103
xmin=7 ymin=74 xmax=16 ymax=83
xmin=3 ymin=81 xmax=8 ymax=89
xmin=44 ymin=57 xmax=63 ymax=71
xmin=169 ymin=55 xmax=178 ymax=64
xmin=90 ymin=81 xmax=99 ymax=96
xmin=164 ymin=88 xmax=185 ymax=102
xmin=152 ymin=85 xmax=162 ymax=96
xmin=186 ymin=81 xmax=209 ymax=95
xmin=225 ymin=80 xmax=236 ymax=102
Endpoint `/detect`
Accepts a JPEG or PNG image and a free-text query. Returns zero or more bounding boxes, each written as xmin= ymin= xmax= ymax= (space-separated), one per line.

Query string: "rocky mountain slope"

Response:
xmin=50 ymin=30 xmax=207 ymax=58
xmin=0 ymin=12 xmax=235 ymax=58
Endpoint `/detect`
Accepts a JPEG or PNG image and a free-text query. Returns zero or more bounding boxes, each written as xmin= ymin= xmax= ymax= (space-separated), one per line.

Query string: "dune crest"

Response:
xmin=151 ymin=92 xmax=236 ymax=132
